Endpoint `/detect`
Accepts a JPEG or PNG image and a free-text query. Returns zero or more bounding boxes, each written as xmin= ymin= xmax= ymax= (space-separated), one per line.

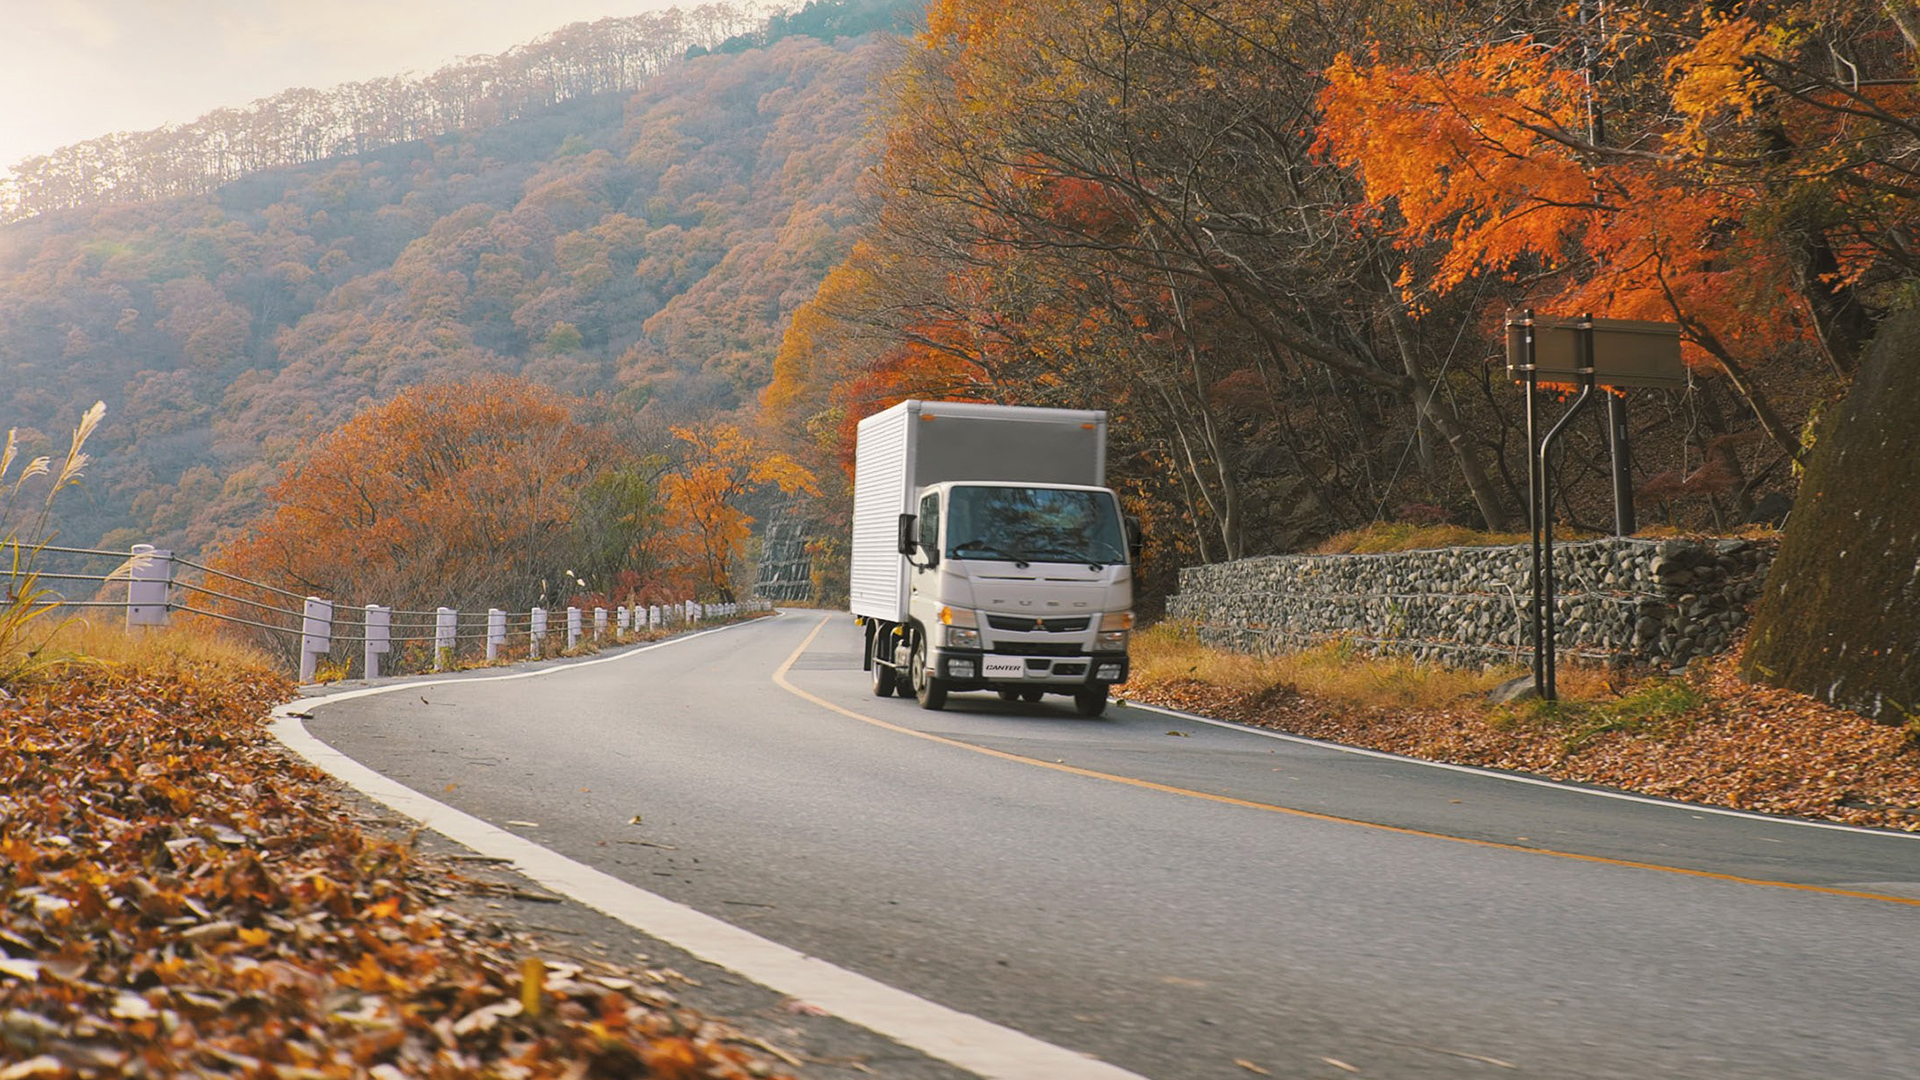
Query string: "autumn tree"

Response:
xmin=655 ymin=422 xmax=818 ymax=600
xmin=211 ymin=376 xmax=653 ymax=615
xmin=1317 ymin=1 xmax=1919 ymax=466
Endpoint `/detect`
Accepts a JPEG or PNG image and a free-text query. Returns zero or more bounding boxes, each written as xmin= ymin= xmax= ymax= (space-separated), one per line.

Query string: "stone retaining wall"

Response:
xmin=1164 ymin=537 xmax=1774 ymax=668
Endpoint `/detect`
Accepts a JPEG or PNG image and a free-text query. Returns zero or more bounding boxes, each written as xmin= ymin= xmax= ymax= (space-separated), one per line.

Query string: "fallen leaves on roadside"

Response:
xmin=1127 ymin=647 xmax=1920 ymax=831
xmin=0 ymin=660 xmax=785 ymax=1078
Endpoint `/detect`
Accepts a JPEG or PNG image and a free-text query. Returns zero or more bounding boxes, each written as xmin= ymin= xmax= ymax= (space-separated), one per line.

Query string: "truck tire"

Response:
xmin=1073 ymin=682 xmax=1108 ymax=717
xmin=871 ymin=626 xmax=898 ymax=691
xmin=911 ymin=634 xmax=947 ymax=711
xmin=1019 ymin=688 xmax=1045 ymax=703
xmin=996 ymin=688 xmax=1021 ymax=702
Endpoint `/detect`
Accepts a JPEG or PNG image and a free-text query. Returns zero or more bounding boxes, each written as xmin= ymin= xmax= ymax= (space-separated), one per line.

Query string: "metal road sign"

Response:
xmin=1505 ymin=313 xmax=1686 ymax=389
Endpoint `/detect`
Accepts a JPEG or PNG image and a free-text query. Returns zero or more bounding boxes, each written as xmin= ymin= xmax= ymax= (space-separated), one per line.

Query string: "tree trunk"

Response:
xmin=1385 ymin=300 xmax=1514 ymax=530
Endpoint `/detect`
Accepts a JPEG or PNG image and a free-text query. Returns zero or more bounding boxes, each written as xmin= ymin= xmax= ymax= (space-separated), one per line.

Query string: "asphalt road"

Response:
xmin=304 ymin=609 xmax=1920 ymax=1080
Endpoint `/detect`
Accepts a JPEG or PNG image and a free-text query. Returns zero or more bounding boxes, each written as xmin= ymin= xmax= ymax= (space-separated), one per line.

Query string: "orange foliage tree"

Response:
xmin=213 ymin=376 xmax=648 ymax=615
xmin=1316 ymin=1 xmax=1920 ymax=462
xmin=655 ymin=422 xmax=819 ymax=601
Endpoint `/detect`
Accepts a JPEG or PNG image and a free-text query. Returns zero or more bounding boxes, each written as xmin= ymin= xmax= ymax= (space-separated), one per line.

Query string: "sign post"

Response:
xmin=1505 ymin=311 xmax=1684 ymax=699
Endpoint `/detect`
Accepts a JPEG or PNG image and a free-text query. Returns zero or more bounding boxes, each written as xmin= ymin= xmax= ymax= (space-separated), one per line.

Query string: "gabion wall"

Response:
xmin=1165 ymin=537 xmax=1775 ymax=668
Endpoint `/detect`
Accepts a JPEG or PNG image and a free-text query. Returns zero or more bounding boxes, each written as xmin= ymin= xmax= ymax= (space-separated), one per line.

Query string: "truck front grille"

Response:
xmin=986 ymin=615 xmax=1091 ymax=633
xmin=990 ymin=642 xmax=1085 ymax=657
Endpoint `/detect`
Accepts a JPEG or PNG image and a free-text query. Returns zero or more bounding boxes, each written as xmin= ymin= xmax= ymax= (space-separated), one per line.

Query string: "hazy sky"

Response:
xmin=0 ymin=1 xmax=686 ymax=169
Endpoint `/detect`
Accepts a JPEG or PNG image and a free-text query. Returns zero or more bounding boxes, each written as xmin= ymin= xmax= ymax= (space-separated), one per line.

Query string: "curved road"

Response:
xmin=301 ymin=610 xmax=1920 ymax=1079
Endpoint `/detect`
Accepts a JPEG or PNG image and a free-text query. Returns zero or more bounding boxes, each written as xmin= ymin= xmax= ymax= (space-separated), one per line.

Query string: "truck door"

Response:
xmin=913 ymin=491 xmax=940 ymax=585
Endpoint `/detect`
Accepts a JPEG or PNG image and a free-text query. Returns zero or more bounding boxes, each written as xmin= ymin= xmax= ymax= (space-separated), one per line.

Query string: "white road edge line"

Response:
xmin=271 ymin=613 xmax=1147 ymax=1080
xmin=1119 ymin=699 xmax=1920 ymax=841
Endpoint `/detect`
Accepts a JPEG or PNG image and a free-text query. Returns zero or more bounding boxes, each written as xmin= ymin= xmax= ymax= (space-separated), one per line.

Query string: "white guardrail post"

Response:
xmin=434 ymin=607 xmax=457 ymax=670
xmin=594 ymin=606 xmax=607 ymax=640
xmin=618 ymin=605 xmax=629 ymax=635
xmin=299 ymin=597 xmax=333 ymax=683
xmin=567 ymin=606 xmax=581 ymax=650
xmin=364 ymin=604 xmax=391 ymax=679
xmin=530 ymin=607 xmax=547 ymax=658
xmin=126 ymin=544 xmax=172 ymax=630
xmin=487 ymin=608 xmax=506 ymax=662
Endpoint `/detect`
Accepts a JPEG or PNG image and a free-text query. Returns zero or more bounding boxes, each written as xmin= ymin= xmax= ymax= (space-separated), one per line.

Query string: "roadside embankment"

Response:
xmin=1121 ymin=623 xmax=1920 ymax=832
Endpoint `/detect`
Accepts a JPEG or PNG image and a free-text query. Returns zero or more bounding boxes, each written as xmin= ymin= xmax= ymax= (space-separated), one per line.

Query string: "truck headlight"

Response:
xmin=1097 ymin=629 xmax=1127 ymax=650
xmin=940 ymin=606 xmax=979 ymax=648
xmin=1099 ymin=611 xmax=1134 ymax=631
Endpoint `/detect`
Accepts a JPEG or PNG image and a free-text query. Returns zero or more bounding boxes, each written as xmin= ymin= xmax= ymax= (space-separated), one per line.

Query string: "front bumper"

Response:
xmin=926 ymin=646 xmax=1128 ymax=688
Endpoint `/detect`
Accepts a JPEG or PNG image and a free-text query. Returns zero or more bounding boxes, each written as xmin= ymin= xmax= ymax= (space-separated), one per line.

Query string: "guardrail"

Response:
xmin=13 ymin=543 xmax=765 ymax=682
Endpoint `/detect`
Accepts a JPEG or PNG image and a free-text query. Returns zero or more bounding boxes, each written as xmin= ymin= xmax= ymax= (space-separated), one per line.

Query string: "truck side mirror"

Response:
xmin=1126 ymin=516 xmax=1143 ymax=563
xmin=897 ymin=513 xmax=918 ymax=556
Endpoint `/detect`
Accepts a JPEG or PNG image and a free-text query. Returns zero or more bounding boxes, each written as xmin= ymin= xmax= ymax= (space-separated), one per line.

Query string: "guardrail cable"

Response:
xmin=36 ymin=544 xmax=142 ymax=558
xmin=169 ymin=603 xmax=306 ymax=637
xmin=172 ymin=578 xmax=308 ymax=618
xmin=173 ymin=557 xmax=313 ymax=602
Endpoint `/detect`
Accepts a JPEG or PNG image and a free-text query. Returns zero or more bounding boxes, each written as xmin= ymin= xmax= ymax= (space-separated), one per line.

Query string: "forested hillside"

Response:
xmin=769 ymin=0 xmax=1907 ymax=567
xmin=0 ymin=6 xmax=903 ymax=554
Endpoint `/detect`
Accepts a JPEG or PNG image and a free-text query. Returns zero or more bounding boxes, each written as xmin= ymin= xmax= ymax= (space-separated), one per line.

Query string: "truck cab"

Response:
xmin=883 ymin=480 xmax=1134 ymax=715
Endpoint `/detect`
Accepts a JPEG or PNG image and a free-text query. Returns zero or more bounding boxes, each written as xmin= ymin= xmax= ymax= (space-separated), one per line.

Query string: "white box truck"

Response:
xmin=851 ymin=400 xmax=1136 ymax=715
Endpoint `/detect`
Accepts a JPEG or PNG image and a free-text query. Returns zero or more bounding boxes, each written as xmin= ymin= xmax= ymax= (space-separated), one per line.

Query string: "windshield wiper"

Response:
xmin=1022 ymin=547 xmax=1107 ymax=570
xmin=952 ymin=539 xmax=1029 ymax=568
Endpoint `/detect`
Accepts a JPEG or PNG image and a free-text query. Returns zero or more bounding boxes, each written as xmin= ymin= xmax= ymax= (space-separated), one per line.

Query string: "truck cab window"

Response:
xmin=947 ymin=486 xmax=1125 ymax=566
xmin=918 ymin=492 xmax=940 ymax=558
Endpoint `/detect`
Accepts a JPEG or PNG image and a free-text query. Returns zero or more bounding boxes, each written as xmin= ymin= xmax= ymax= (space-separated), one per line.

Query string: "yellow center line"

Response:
xmin=773 ymin=615 xmax=1920 ymax=909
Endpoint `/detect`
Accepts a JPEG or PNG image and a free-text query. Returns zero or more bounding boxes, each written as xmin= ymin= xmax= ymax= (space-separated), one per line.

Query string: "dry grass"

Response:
xmin=16 ymin=616 xmax=280 ymax=684
xmin=1312 ymin=522 xmax=1544 ymax=554
xmin=1633 ymin=522 xmax=1782 ymax=541
xmin=1314 ymin=521 xmax=1783 ymax=555
xmin=1128 ymin=620 xmax=1515 ymax=710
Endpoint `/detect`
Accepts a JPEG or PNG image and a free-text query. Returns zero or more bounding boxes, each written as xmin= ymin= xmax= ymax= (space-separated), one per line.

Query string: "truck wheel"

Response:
xmin=1073 ymin=682 xmax=1108 ymax=717
xmin=996 ymin=688 xmax=1020 ymax=702
xmin=1019 ymin=688 xmax=1045 ymax=703
xmin=869 ymin=625 xmax=897 ymax=697
xmin=911 ymin=635 xmax=947 ymax=711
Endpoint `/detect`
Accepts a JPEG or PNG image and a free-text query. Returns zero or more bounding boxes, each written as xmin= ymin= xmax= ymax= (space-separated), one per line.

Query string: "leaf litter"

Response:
xmin=1127 ymin=648 xmax=1920 ymax=831
xmin=0 ymin=660 xmax=791 ymax=1078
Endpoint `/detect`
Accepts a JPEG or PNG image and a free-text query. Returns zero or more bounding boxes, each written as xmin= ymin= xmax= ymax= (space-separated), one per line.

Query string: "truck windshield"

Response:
xmin=946 ymin=486 xmax=1126 ymax=566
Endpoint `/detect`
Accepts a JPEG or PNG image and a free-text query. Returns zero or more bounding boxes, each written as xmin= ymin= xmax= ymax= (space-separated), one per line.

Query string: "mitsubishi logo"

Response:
xmin=1033 ymin=618 xmax=1045 ymax=631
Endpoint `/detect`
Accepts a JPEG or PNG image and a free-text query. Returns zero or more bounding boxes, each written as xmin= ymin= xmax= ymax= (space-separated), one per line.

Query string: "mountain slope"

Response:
xmin=0 ymin=32 xmax=886 ymax=554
